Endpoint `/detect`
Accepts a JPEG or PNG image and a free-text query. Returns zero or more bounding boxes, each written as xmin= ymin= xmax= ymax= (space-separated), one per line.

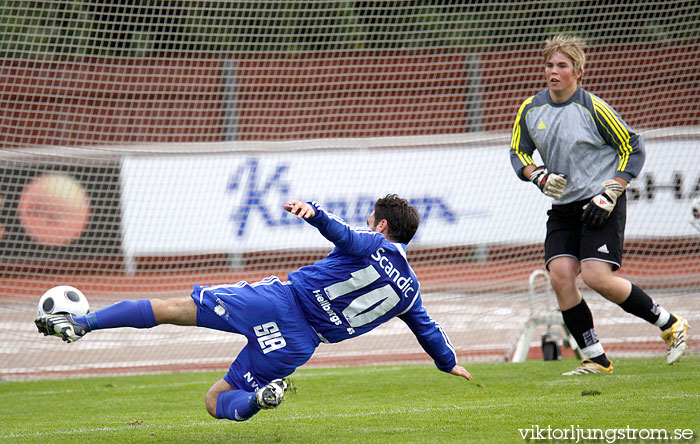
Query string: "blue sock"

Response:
xmin=215 ymin=390 xmax=260 ymax=422
xmin=73 ymin=300 xmax=157 ymax=331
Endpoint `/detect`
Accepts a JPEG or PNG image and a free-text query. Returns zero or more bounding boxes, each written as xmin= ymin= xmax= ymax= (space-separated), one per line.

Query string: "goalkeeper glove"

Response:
xmin=529 ymin=166 xmax=567 ymax=199
xmin=581 ymin=179 xmax=626 ymax=228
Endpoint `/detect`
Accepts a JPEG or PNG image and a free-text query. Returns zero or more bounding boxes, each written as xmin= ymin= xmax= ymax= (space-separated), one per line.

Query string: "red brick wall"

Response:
xmin=1 ymin=46 xmax=697 ymax=147
xmin=234 ymin=51 xmax=469 ymax=140
xmin=0 ymin=57 xmax=223 ymax=147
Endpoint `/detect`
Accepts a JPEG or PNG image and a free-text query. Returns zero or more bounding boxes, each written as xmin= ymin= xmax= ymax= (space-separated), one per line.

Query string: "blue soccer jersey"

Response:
xmin=288 ymin=202 xmax=457 ymax=373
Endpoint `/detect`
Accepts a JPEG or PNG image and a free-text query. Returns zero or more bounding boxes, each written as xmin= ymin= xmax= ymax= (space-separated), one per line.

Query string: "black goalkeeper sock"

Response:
xmin=590 ymin=354 xmax=611 ymax=367
xmin=561 ymin=299 xmax=608 ymax=366
xmin=618 ymin=284 xmax=677 ymax=330
xmin=660 ymin=314 xmax=678 ymax=331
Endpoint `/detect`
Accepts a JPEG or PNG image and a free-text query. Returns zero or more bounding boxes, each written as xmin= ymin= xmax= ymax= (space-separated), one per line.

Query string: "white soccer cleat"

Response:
xmin=562 ymin=360 xmax=613 ymax=375
xmin=661 ymin=316 xmax=689 ymax=365
xmin=35 ymin=314 xmax=89 ymax=343
xmin=254 ymin=379 xmax=288 ymax=409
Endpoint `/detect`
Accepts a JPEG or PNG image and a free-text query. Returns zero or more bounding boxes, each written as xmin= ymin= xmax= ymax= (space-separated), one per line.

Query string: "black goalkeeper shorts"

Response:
xmin=544 ymin=193 xmax=627 ymax=271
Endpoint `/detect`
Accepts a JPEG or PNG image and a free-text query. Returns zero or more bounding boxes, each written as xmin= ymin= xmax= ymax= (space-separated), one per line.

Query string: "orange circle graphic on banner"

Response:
xmin=18 ymin=173 xmax=91 ymax=246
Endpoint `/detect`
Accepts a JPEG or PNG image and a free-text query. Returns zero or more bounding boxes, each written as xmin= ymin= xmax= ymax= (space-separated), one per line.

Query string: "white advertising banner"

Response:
xmin=120 ymin=140 xmax=699 ymax=257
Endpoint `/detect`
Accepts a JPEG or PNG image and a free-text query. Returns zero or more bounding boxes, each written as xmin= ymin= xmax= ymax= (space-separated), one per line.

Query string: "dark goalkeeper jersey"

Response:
xmin=287 ymin=202 xmax=457 ymax=373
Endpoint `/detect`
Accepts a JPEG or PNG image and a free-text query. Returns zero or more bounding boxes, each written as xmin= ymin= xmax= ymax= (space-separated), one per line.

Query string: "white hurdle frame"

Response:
xmin=509 ymin=269 xmax=581 ymax=362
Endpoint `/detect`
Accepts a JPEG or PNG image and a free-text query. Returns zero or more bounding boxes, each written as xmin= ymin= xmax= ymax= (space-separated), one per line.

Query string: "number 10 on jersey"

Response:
xmin=324 ymin=265 xmax=401 ymax=328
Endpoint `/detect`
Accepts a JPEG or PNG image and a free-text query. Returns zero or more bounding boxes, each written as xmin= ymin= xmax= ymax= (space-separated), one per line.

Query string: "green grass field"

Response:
xmin=1 ymin=357 xmax=698 ymax=444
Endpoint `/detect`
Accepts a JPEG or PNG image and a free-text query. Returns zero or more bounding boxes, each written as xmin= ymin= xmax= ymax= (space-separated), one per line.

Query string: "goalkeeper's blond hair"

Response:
xmin=543 ymin=35 xmax=586 ymax=85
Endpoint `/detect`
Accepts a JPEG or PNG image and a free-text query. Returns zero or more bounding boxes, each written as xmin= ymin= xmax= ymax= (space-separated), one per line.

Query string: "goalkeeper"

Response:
xmin=35 ymin=194 xmax=471 ymax=421
xmin=509 ymin=34 xmax=688 ymax=375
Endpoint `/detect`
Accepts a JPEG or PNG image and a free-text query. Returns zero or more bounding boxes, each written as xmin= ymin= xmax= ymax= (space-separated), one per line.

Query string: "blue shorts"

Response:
xmin=190 ymin=277 xmax=319 ymax=392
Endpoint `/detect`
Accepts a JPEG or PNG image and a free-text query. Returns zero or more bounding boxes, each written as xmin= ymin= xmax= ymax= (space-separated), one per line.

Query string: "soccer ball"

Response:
xmin=37 ymin=285 xmax=90 ymax=317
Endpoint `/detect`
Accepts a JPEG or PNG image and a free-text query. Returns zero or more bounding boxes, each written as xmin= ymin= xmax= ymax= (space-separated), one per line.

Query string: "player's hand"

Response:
xmin=581 ymin=179 xmax=625 ymax=228
xmin=529 ymin=166 xmax=567 ymax=199
xmin=450 ymin=365 xmax=472 ymax=381
xmin=284 ymin=200 xmax=316 ymax=219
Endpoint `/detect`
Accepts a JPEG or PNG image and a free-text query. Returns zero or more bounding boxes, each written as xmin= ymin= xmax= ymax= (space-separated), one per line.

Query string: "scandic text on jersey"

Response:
xmin=371 ymin=247 xmax=416 ymax=298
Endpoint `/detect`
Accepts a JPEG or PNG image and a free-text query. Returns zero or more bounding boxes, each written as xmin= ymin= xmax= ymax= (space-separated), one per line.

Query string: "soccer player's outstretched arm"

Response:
xmin=450 ymin=365 xmax=472 ymax=380
xmin=285 ymin=200 xmax=317 ymax=219
xmin=284 ymin=200 xmax=382 ymax=256
xmin=399 ymin=301 xmax=471 ymax=381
